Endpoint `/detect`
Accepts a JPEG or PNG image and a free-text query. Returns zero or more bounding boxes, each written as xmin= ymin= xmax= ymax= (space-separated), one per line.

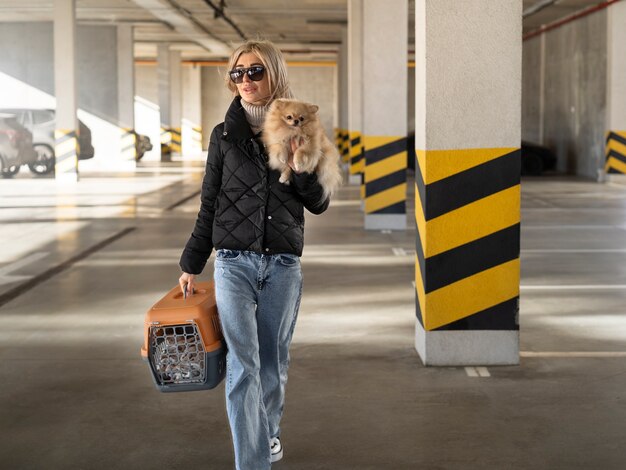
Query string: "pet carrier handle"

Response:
xmin=182 ymin=284 xmax=196 ymax=299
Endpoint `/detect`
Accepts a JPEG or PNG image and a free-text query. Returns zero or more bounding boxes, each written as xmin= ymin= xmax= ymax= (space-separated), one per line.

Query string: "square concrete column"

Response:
xmin=363 ymin=0 xmax=408 ymax=230
xmin=182 ymin=63 xmax=203 ymax=158
xmin=348 ymin=0 xmax=365 ymax=188
xmin=605 ymin=1 xmax=626 ymax=179
xmin=336 ymin=27 xmax=350 ymax=167
xmin=118 ymin=24 xmax=137 ymax=167
xmin=157 ymin=44 xmax=182 ymax=161
xmin=414 ymin=0 xmax=521 ymax=366
xmin=54 ymin=0 xmax=79 ymax=183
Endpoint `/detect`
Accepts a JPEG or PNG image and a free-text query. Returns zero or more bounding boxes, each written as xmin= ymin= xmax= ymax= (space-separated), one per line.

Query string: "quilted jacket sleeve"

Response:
xmin=179 ymin=126 xmax=223 ymax=274
xmin=291 ymin=171 xmax=330 ymax=215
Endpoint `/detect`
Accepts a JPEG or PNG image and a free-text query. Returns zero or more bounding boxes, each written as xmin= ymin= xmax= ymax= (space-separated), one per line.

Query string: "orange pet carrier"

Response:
xmin=141 ymin=281 xmax=226 ymax=392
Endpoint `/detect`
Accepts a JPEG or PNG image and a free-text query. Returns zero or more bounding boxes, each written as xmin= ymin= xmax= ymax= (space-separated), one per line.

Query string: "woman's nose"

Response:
xmin=242 ymin=72 xmax=251 ymax=83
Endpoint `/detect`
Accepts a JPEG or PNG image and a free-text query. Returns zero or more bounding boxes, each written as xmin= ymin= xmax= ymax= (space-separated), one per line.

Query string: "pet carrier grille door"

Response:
xmin=150 ymin=324 xmax=206 ymax=385
xmin=141 ymin=282 xmax=226 ymax=392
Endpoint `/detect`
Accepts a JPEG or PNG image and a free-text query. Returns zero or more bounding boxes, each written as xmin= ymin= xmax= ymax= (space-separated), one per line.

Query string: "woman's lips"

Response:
xmin=243 ymin=87 xmax=257 ymax=93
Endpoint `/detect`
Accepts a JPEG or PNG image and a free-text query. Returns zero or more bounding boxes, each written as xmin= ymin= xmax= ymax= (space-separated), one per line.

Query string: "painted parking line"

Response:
xmin=521 ymin=285 xmax=626 ymax=290
xmin=522 ymin=249 xmax=626 ymax=253
xmin=465 ymin=367 xmax=491 ymax=377
xmin=0 ymin=252 xmax=49 ymax=286
xmin=0 ymin=252 xmax=48 ymax=276
xmin=0 ymin=227 xmax=135 ymax=308
xmin=521 ymin=351 xmax=626 ymax=358
xmin=523 ymin=225 xmax=618 ymax=230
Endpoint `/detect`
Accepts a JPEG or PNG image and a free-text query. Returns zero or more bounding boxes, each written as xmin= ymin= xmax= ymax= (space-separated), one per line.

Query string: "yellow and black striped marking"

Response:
xmin=335 ymin=128 xmax=345 ymax=155
xmin=341 ymin=130 xmax=350 ymax=163
xmin=170 ymin=127 xmax=182 ymax=154
xmin=414 ymin=147 xmax=520 ymax=331
xmin=605 ymin=131 xmax=626 ymax=174
xmin=349 ymin=130 xmax=364 ymax=175
xmin=161 ymin=127 xmax=182 ymax=154
xmin=54 ymin=129 xmax=78 ymax=175
xmin=364 ymin=136 xmax=407 ymax=214
xmin=121 ymin=128 xmax=137 ymax=161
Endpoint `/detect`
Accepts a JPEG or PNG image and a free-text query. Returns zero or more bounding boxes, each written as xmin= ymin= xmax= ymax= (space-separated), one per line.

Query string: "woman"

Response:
xmin=178 ymin=40 xmax=330 ymax=469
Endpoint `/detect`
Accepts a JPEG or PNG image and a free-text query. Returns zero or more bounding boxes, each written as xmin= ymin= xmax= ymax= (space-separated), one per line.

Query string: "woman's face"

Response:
xmin=234 ymin=52 xmax=272 ymax=105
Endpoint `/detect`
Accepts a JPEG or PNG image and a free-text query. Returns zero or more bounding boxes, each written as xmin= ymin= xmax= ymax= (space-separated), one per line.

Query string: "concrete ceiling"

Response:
xmin=522 ymin=0 xmax=608 ymax=32
xmin=0 ymin=0 xmax=612 ymax=60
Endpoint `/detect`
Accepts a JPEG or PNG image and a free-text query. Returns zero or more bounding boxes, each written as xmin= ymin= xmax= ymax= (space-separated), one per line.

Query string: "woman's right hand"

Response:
xmin=179 ymin=272 xmax=196 ymax=297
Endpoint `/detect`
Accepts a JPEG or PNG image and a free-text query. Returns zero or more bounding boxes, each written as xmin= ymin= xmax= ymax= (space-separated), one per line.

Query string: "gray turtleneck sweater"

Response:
xmin=240 ymin=98 xmax=268 ymax=135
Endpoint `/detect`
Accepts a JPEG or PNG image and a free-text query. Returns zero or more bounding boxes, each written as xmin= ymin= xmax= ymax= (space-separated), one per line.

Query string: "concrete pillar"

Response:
xmin=118 ymin=24 xmax=136 ymax=167
xmin=54 ymin=0 xmax=79 ymax=182
xmin=336 ymin=27 xmax=350 ymax=166
xmin=157 ymin=44 xmax=182 ymax=161
xmin=182 ymin=63 xmax=203 ymax=158
xmin=348 ymin=0 xmax=365 ymax=188
xmin=605 ymin=1 xmax=626 ymax=178
xmin=414 ymin=0 xmax=521 ymax=366
xmin=362 ymin=0 xmax=408 ymax=230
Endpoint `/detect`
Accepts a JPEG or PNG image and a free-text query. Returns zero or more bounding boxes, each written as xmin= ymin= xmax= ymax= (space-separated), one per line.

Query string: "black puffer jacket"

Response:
xmin=180 ymin=97 xmax=330 ymax=275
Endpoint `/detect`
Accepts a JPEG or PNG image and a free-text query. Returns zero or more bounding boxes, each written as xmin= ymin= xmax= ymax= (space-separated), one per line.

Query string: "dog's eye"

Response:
xmin=286 ymin=115 xmax=292 ymax=120
xmin=299 ymin=116 xmax=304 ymax=121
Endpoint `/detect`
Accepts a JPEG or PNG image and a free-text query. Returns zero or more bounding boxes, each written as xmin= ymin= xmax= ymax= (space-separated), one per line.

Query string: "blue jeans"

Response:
xmin=214 ymin=249 xmax=303 ymax=470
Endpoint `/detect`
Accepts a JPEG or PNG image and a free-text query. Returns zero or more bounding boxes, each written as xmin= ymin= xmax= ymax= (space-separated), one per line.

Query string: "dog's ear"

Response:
xmin=308 ymin=104 xmax=320 ymax=114
xmin=273 ymin=100 xmax=285 ymax=110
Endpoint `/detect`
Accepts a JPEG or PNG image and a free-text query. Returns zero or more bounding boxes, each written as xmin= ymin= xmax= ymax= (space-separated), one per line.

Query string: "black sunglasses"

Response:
xmin=228 ymin=66 xmax=265 ymax=84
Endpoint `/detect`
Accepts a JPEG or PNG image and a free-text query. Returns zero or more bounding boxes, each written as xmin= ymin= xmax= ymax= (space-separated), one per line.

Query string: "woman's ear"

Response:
xmin=308 ymin=104 xmax=319 ymax=114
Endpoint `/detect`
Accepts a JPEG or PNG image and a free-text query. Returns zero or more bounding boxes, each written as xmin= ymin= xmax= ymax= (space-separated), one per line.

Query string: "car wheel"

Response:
xmin=1 ymin=156 xmax=20 ymax=178
xmin=28 ymin=144 xmax=55 ymax=175
xmin=522 ymin=153 xmax=544 ymax=176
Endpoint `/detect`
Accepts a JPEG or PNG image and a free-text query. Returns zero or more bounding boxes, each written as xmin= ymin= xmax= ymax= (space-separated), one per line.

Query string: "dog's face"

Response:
xmin=273 ymin=100 xmax=319 ymax=128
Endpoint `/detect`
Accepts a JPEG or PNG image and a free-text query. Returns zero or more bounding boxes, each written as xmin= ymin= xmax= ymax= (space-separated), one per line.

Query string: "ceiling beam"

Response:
xmin=131 ymin=0 xmax=233 ymax=57
xmin=523 ymin=0 xmax=561 ymax=18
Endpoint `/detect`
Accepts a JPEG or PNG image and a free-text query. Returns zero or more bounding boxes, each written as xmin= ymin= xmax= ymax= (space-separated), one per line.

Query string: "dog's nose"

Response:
xmin=293 ymin=119 xmax=299 ymax=125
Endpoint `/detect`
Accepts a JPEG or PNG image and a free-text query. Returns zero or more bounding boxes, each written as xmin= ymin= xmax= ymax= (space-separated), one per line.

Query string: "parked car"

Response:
xmin=0 ymin=108 xmax=95 ymax=175
xmin=0 ymin=114 xmax=37 ymax=178
xmin=521 ymin=140 xmax=557 ymax=175
xmin=134 ymin=132 xmax=153 ymax=161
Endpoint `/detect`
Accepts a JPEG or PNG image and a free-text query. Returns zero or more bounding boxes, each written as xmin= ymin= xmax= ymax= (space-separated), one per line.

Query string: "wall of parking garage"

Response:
xmin=522 ymin=36 xmax=542 ymax=145
xmin=522 ymin=10 xmax=608 ymax=179
xmin=135 ymin=62 xmax=205 ymax=161
xmin=0 ymin=22 xmax=126 ymax=170
xmin=199 ymin=63 xmax=337 ymax=151
xmin=289 ymin=64 xmax=336 ymax=139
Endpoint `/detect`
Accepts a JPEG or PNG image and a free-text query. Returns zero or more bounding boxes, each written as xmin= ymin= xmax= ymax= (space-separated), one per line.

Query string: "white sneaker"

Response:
xmin=270 ymin=437 xmax=283 ymax=463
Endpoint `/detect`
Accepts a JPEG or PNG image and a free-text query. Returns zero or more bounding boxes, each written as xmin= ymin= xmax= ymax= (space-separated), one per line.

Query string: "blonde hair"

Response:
xmin=225 ymin=40 xmax=294 ymax=103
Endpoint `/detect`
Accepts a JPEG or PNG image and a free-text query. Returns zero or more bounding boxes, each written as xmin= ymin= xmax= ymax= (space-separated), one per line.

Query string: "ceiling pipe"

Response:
xmin=202 ymin=0 xmax=247 ymax=41
xmin=523 ymin=0 xmax=622 ymax=40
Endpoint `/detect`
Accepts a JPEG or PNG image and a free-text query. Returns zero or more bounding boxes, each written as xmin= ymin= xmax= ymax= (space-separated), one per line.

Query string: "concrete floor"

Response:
xmin=1 ymin=166 xmax=625 ymax=469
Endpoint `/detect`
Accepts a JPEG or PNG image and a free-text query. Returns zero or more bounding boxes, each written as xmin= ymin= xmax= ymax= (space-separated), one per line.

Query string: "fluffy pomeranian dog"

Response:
xmin=263 ymin=99 xmax=342 ymax=199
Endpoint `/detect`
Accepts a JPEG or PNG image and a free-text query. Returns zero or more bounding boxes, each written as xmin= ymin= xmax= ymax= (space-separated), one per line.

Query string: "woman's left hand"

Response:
xmin=288 ymin=137 xmax=304 ymax=174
